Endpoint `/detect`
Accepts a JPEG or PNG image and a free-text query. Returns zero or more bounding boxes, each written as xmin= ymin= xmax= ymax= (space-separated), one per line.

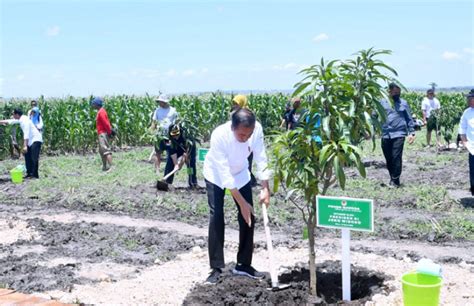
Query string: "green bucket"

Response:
xmin=401 ymin=272 xmax=442 ymax=306
xmin=10 ymin=168 xmax=23 ymax=184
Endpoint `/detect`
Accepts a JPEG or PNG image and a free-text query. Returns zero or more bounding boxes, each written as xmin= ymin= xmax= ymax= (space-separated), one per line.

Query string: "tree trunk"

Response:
xmin=308 ymin=197 xmax=318 ymax=296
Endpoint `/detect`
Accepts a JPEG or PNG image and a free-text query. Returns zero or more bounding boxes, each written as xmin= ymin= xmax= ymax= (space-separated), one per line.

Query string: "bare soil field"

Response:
xmin=0 ymin=144 xmax=473 ymax=305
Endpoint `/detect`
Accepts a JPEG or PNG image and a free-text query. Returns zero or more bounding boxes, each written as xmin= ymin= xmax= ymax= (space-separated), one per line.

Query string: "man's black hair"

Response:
xmin=388 ymin=82 xmax=401 ymax=90
xmin=13 ymin=108 xmax=23 ymax=116
xmin=427 ymin=89 xmax=434 ymax=94
xmin=231 ymin=108 xmax=256 ymax=129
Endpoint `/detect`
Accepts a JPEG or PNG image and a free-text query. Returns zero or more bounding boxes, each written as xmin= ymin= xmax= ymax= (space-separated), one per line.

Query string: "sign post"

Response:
xmin=316 ymin=195 xmax=374 ymax=301
xmin=198 ymin=148 xmax=209 ymax=163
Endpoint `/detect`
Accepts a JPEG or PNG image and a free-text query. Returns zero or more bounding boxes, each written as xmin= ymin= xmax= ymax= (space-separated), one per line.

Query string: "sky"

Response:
xmin=0 ymin=0 xmax=473 ymax=98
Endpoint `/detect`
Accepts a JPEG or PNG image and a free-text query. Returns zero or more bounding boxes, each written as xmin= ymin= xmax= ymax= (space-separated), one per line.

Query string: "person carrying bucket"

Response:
xmin=0 ymin=108 xmax=43 ymax=179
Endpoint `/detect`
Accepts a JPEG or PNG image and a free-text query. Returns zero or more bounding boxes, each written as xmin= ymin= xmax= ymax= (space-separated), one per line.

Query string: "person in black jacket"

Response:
xmin=163 ymin=123 xmax=197 ymax=188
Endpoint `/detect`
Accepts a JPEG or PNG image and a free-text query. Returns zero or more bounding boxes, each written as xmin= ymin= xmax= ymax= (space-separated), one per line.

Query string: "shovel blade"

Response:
xmin=266 ymin=283 xmax=291 ymax=291
xmin=156 ymin=180 xmax=169 ymax=191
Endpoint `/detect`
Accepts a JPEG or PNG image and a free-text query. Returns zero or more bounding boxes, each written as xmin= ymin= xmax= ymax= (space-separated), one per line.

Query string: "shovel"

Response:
xmin=261 ymin=204 xmax=291 ymax=291
xmin=156 ymin=167 xmax=180 ymax=191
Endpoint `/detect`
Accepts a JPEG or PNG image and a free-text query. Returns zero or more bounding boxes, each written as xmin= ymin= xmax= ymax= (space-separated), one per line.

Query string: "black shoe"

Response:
xmin=389 ymin=179 xmax=400 ymax=188
xmin=205 ymin=268 xmax=222 ymax=285
xmin=232 ymin=264 xmax=265 ymax=280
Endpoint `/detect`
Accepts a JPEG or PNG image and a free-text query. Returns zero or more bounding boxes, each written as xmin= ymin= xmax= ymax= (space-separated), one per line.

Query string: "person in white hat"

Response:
xmin=150 ymin=94 xmax=178 ymax=174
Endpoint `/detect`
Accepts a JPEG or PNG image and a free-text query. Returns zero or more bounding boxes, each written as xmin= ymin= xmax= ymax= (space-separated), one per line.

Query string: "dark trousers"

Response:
xmin=248 ymin=152 xmax=257 ymax=185
xmin=469 ymin=153 xmax=474 ymax=194
xmin=25 ymin=142 xmax=42 ymax=178
xmin=164 ymin=145 xmax=197 ymax=187
xmin=381 ymin=137 xmax=405 ymax=185
xmin=206 ymin=180 xmax=254 ymax=269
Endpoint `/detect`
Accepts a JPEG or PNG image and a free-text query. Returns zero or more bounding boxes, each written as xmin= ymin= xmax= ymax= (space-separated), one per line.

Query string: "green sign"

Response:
xmin=198 ymin=148 xmax=209 ymax=162
xmin=316 ymin=195 xmax=374 ymax=232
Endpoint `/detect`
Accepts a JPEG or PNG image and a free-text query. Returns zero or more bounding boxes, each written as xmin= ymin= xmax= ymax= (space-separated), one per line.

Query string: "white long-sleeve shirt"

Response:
xmin=203 ymin=121 xmax=271 ymax=190
xmin=459 ymin=108 xmax=474 ymax=141
xmin=5 ymin=115 xmax=43 ymax=146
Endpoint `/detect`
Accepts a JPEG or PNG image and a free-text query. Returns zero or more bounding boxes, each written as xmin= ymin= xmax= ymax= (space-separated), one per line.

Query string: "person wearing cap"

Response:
xmin=421 ymin=89 xmax=442 ymax=147
xmin=163 ymin=123 xmax=197 ymax=188
xmin=287 ymin=97 xmax=303 ymax=130
xmin=379 ymin=83 xmax=416 ymax=187
xmin=458 ymin=89 xmax=474 ymax=196
xmin=0 ymin=108 xmax=43 ymax=178
xmin=150 ymin=94 xmax=178 ymax=175
xmin=203 ymin=108 xmax=271 ymax=285
xmin=91 ymin=97 xmax=113 ymax=172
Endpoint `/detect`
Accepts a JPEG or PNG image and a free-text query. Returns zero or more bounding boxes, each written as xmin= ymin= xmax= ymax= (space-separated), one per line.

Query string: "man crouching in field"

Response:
xmin=458 ymin=89 xmax=474 ymax=196
xmin=91 ymin=97 xmax=113 ymax=171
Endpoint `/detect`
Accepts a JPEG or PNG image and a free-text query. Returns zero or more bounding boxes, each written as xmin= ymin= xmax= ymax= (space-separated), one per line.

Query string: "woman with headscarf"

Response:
xmin=29 ymin=106 xmax=43 ymax=133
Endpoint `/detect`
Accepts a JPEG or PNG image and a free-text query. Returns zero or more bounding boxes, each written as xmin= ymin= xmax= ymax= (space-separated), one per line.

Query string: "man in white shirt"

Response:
xmin=458 ymin=89 xmax=474 ymax=196
xmin=203 ymin=108 xmax=271 ymax=284
xmin=0 ymin=108 xmax=43 ymax=178
xmin=421 ymin=89 xmax=441 ymax=147
xmin=150 ymin=94 xmax=178 ymax=174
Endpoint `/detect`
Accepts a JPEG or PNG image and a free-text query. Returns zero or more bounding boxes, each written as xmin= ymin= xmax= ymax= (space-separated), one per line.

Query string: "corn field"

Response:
xmin=0 ymin=91 xmax=468 ymax=159
xmin=0 ymin=93 xmax=289 ymax=159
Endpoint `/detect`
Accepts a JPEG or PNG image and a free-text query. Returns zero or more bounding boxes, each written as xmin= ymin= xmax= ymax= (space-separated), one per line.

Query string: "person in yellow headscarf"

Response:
xmin=230 ymin=94 xmax=261 ymax=187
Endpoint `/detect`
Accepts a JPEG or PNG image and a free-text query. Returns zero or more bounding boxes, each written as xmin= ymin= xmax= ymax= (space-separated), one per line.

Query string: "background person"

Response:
xmin=380 ymin=83 xmax=416 ymax=187
xmin=458 ymin=89 xmax=474 ymax=196
xmin=91 ymin=97 xmax=113 ymax=172
xmin=163 ymin=123 xmax=197 ymax=188
xmin=29 ymin=107 xmax=43 ymax=133
xmin=287 ymin=97 xmax=302 ymax=130
xmin=150 ymin=94 xmax=178 ymax=175
xmin=203 ymin=108 xmax=271 ymax=284
xmin=0 ymin=108 xmax=43 ymax=178
xmin=231 ymin=94 xmax=259 ymax=186
xmin=421 ymin=89 xmax=441 ymax=147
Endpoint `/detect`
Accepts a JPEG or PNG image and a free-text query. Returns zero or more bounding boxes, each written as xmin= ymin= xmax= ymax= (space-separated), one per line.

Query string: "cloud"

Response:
xmin=16 ymin=74 xmax=25 ymax=81
xmin=272 ymin=62 xmax=299 ymax=71
xmin=442 ymin=51 xmax=461 ymax=60
xmin=463 ymin=48 xmax=474 ymax=54
xmin=313 ymin=33 xmax=329 ymax=42
xmin=182 ymin=69 xmax=196 ymax=76
xmin=201 ymin=68 xmax=209 ymax=73
xmin=166 ymin=69 xmax=177 ymax=77
xmin=46 ymin=26 xmax=60 ymax=37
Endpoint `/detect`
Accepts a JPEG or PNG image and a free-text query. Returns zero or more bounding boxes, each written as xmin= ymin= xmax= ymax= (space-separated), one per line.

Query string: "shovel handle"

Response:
xmin=162 ymin=167 xmax=180 ymax=181
xmin=262 ymin=204 xmax=279 ymax=287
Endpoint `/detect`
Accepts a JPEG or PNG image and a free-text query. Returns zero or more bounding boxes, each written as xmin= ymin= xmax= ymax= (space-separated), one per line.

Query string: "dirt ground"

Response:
xmin=0 ymin=146 xmax=473 ymax=305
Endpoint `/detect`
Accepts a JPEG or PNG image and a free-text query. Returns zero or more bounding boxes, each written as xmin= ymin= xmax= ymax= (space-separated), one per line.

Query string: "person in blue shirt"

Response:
xmin=380 ymin=83 xmax=416 ymax=187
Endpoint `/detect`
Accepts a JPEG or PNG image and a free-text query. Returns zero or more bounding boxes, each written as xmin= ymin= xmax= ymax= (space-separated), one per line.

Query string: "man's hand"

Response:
xmin=407 ymin=134 xmax=416 ymax=144
xmin=239 ymin=201 xmax=254 ymax=227
xmin=22 ymin=145 xmax=28 ymax=153
xmin=230 ymin=188 xmax=254 ymax=227
xmin=259 ymin=188 xmax=270 ymax=207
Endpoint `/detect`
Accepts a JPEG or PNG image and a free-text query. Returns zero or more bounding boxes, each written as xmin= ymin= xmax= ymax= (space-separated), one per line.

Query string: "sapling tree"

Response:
xmin=271 ymin=48 xmax=398 ymax=297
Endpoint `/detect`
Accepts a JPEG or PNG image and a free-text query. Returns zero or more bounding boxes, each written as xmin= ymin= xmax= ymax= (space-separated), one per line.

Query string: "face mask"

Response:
xmin=392 ymin=94 xmax=400 ymax=101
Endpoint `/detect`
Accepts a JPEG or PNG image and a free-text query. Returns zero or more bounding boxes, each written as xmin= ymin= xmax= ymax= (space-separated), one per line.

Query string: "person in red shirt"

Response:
xmin=91 ymin=97 xmax=113 ymax=171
